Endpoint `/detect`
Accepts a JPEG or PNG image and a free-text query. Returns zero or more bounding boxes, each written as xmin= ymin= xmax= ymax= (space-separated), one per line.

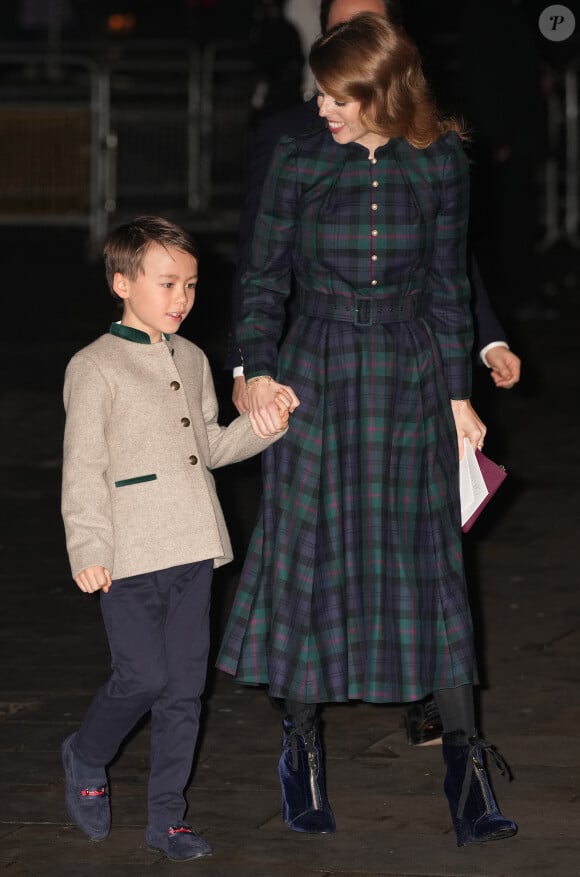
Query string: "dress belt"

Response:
xmin=299 ymin=289 xmax=425 ymax=326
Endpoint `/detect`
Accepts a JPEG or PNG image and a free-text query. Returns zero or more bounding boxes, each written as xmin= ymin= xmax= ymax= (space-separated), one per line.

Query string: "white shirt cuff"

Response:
xmin=233 ymin=366 xmax=244 ymax=378
xmin=479 ymin=341 xmax=509 ymax=368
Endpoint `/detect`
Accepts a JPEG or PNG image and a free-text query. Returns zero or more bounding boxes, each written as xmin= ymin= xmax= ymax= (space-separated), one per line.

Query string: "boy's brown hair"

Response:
xmin=103 ymin=215 xmax=199 ymax=304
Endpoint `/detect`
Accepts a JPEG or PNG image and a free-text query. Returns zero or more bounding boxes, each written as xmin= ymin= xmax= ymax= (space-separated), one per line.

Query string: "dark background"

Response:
xmin=0 ymin=4 xmax=580 ymax=872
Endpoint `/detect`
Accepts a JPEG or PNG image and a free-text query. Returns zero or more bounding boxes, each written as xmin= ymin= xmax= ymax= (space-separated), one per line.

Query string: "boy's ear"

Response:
xmin=113 ymin=272 xmax=129 ymax=300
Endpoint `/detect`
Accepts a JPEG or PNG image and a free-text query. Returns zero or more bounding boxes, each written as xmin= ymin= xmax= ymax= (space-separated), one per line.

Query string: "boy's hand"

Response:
xmin=74 ymin=565 xmax=112 ymax=594
xmin=275 ymin=391 xmax=291 ymax=423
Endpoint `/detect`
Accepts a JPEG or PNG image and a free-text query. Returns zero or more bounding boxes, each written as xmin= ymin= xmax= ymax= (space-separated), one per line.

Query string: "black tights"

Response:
xmin=278 ymin=683 xmax=476 ymax=736
xmin=270 ymin=694 xmax=317 ymax=731
xmin=433 ymin=683 xmax=476 ymax=735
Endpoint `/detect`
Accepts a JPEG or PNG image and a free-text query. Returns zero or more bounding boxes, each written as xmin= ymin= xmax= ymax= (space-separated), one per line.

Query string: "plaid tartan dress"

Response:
xmin=217 ymin=129 xmax=477 ymax=703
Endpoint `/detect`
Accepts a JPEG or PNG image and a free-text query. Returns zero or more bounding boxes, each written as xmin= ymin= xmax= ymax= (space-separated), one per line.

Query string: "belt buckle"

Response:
xmin=353 ymin=297 xmax=373 ymax=327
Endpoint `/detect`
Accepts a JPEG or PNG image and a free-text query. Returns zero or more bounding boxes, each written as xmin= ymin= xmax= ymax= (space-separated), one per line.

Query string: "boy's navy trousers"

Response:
xmin=72 ymin=560 xmax=213 ymax=829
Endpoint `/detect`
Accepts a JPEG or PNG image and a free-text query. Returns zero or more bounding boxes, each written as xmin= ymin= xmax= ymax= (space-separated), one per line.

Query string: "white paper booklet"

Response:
xmin=459 ymin=438 xmax=489 ymax=527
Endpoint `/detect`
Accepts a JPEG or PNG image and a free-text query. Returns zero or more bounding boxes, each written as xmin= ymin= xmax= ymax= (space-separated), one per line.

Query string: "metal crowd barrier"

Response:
xmin=0 ymin=41 xmax=255 ymax=255
xmin=0 ymin=51 xmax=100 ymax=243
xmin=540 ymin=58 xmax=580 ymax=250
xmin=0 ymin=41 xmax=578 ymax=257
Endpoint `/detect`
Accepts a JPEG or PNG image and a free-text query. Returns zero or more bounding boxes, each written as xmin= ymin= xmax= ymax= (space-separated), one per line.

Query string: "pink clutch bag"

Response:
xmin=461 ymin=450 xmax=507 ymax=533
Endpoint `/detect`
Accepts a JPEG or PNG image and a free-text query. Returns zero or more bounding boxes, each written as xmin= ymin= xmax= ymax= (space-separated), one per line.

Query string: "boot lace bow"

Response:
xmin=457 ymin=735 xmax=512 ymax=818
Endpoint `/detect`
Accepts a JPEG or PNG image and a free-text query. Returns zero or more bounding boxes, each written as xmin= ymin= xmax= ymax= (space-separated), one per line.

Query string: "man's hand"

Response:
xmin=486 ymin=348 xmax=521 ymax=389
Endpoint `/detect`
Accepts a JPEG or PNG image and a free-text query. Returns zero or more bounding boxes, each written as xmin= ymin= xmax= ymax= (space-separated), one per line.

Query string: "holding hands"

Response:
xmin=245 ymin=375 xmax=300 ymax=439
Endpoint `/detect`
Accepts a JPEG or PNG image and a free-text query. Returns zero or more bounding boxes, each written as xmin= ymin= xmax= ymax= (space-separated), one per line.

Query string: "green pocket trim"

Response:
xmin=115 ymin=474 xmax=157 ymax=487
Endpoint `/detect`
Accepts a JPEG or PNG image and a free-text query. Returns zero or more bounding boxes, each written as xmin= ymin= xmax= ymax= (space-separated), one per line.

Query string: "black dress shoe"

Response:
xmin=404 ymin=695 xmax=443 ymax=747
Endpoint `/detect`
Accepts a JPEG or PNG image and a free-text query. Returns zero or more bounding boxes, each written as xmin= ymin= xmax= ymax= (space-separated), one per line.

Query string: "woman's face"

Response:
xmin=317 ymin=88 xmax=367 ymax=144
xmin=317 ymin=86 xmax=383 ymax=152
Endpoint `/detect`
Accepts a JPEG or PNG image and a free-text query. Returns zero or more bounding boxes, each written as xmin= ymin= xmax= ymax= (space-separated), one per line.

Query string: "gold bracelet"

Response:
xmin=246 ymin=375 xmax=273 ymax=387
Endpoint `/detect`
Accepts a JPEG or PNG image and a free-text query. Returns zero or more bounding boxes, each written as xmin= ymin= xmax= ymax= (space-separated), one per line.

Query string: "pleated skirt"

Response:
xmin=217 ymin=312 xmax=476 ymax=703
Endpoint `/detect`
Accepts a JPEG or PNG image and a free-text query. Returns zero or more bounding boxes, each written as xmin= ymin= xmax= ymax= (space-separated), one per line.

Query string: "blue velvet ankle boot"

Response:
xmin=278 ymin=718 xmax=336 ymax=834
xmin=442 ymin=730 xmax=517 ymax=846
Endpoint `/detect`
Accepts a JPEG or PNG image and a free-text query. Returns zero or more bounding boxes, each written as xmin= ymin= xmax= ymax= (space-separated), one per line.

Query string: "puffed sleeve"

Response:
xmin=237 ymin=135 xmax=299 ymax=380
xmin=425 ymin=133 xmax=473 ymax=399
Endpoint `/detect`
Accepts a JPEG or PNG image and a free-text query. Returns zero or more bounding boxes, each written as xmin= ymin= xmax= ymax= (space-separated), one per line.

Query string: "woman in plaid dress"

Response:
xmin=217 ymin=13 xmax=517 ymax=847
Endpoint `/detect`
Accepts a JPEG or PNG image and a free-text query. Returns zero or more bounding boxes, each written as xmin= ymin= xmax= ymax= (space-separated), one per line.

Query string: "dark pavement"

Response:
xmin=1 ymin=228 xmax=579 ymax=876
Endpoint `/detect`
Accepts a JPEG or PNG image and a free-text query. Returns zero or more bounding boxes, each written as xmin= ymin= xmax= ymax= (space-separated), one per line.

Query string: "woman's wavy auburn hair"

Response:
xmin=309 ymin=12 xmax=466 ymax=149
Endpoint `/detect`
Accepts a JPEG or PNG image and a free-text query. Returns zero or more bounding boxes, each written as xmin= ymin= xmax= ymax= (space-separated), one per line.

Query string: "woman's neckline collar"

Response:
xmin=343 ymin=137 xmax=398 ymax=159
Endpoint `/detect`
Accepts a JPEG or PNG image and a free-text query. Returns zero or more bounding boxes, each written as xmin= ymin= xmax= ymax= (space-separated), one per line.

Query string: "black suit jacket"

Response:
xmin=225 ymin=98 xmax=506 ymax=370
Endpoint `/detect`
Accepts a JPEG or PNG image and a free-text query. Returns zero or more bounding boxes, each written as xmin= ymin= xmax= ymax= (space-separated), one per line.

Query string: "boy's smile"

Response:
xmin=114 ymin=243 xmax=198 ymax=343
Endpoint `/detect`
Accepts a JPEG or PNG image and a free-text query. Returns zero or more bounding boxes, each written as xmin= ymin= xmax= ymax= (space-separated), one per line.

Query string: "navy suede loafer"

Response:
xmin=62 ymin=733 xmax=110 ymax=841
xmin=145 ymin=823 xmax=212 ymax=861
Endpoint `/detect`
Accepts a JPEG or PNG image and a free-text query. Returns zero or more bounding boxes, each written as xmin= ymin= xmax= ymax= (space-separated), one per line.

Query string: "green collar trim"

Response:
xmin=109 ymin=323 xmax=170 ymax=345
xmin=109 ymin=322 xmax=151 ymax=344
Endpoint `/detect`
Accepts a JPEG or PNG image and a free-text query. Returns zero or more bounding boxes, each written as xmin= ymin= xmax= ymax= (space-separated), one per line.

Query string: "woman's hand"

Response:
xmin=232 ymin=375 xmax=250 ymax=413
xmin=450 ymin=399 xmax=486 ymax=459
xmin=247 ymin=376 xmax=300 ymax=439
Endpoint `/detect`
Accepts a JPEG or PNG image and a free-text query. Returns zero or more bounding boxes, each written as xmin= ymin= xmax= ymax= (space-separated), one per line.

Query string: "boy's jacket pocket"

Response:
xmin=115 ymin=474 xmax=157 ymax=487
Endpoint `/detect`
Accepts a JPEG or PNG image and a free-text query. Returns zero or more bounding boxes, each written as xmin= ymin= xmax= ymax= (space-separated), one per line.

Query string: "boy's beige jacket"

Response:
xmin=62 ymin=330 xmax=278 ymax=580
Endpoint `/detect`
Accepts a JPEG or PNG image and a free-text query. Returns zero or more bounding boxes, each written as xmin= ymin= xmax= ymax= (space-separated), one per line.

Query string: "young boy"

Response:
xmin=60 ymin=216 xmax=295 ymax=861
